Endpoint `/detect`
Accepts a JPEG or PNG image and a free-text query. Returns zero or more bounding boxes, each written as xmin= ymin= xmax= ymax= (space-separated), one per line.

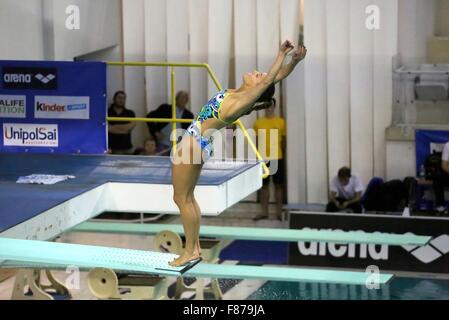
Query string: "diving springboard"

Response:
xmin=0 ymin=238 xmax=393 ymax=285
xmin=72 ymin=222 xmax=431 ymax=246
xmin=186 ymin=264 xmax=393 ymax=285
xmin=0 ymin=237 xmax=194 ymax=276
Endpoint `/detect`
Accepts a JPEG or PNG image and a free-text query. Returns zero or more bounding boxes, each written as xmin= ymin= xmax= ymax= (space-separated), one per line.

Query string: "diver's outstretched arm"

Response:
xmin=263 ymin=40 xmax=296 ymax=85
xmin=223 ymin=40 xmax=294 ymax=118
xmin=274 ymin=45 xmax=307 ymax=83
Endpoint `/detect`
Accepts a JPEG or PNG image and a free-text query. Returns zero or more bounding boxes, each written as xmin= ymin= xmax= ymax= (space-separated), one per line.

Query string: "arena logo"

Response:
xmin=2 ymin=67 xmax=57 ymax=89
xmin=297 ymin=229 xmax=388 ymax=260
xmin=401 ymin=234 xmax=449 ymax=264
xmin=3 ymin=73 xmax=32 ymax=83
xmin=35 ymin=73 xmax=56 ymax=84
xmin=3 ymin=123 xmax=58 ymax=147
xmin=297 ymin=228 xmax=449 ymax=264
xmin=0 ymin=95 xmax=26 ymax=118
xmin=34 ymin=96 xmax=89 ymax=119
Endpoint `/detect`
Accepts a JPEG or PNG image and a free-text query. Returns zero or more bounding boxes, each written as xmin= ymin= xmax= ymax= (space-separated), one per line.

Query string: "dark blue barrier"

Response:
xmin=415 ymin=129 xmax=449 ymax=174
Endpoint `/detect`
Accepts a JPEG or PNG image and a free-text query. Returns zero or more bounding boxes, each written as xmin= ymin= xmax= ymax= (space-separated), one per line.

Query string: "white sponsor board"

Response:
xmin=34 ymin=96 xmax=89 ymax=119
xmin=0 ymin=95 xmax=26 ymax=118
xmin=3 ymin=123 xmax=58 ymax=147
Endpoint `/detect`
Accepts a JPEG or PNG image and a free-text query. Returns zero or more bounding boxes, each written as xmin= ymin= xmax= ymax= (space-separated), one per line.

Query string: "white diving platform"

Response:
xmin=0 ymin=153 xmax=262 ymax=241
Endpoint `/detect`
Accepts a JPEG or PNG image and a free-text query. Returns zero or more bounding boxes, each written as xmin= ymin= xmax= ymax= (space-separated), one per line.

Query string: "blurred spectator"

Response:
xmin=146 ymin=91 xmax=194 ymax=150
xmin=433 ymin=141 xmax=449 ymax=215
xmin=107 ymin=91 xmax=136 ymax=154
xmin=252 ymin=98 xmax=286 ymax=221
xmin=134 ymin=137 xmax=169 ymax=156
xmin=327 ymin=167 xmax=364 ymax=213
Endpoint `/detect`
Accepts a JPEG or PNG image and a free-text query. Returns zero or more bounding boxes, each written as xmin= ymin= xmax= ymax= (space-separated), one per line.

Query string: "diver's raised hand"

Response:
xmin=280 ymin=40 xmax=295 ymax=55
xmin=292 ymin=45 xmax=307 ymax=63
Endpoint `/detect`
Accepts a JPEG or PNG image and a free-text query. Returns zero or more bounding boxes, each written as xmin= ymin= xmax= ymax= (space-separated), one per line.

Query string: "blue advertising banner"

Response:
xmin=0 ymin=60 xmax=107 ymax=154
xmin=415 ymin=129 xmax=449 ymax=174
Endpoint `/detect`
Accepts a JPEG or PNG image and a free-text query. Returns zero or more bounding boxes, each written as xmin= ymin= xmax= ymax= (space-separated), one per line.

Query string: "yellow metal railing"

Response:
xmin=106 ymin=61 xmax=270 ymax=178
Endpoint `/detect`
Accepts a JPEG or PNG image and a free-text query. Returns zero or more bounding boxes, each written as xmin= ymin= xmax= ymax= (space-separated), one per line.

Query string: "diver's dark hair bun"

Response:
xmin=256 ymin=84 xmax=275 ymax=103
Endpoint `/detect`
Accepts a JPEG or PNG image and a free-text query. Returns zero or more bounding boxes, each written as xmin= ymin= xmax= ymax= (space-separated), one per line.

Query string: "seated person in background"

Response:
xmin=433 ymin=141 xmax=449 ymax=215
xmin=326 ymin=167 xmax=364 ymax=213
xmin=108 ymin=91 xmax=136 ymax=154
xmin=134 ymin=137 xmax=157 ymax=156
xmin=146 ymin=91 xmax=194 ymax=151
xmin=134 ymin=137 xmax=169 ymax=156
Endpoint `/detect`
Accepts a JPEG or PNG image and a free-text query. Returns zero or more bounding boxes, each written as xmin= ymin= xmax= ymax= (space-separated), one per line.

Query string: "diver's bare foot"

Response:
xmin=169 ymin=252 xmax=202 ymax=267
xmin=194 ymin=245 xmax=202 ymax=257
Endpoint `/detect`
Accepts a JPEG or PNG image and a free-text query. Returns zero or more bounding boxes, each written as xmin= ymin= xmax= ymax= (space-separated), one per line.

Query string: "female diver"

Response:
xmin=170 ymin=40 xmax=307 ymax=267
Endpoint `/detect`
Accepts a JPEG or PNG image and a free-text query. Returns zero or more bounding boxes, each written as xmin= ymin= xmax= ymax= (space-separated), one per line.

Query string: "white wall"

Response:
xmin=51 ymin=0 xmax=121 ymax=60
xmin=398 ymin=0 xmax=435 ymax=67
xmin=189 ymin=0 xmax=209 ymax=117
xmin=256 ymin=0 xmax=281 ymax=119
xmin=303 ymin=0 xmax=328 ymax=203
xmin=144 ymin=0 xmax=167 ymax=113
xmin=0 ymin=0 xmax=122 ymax=84
xmin=0 ymin=0 xmax=45 ymax=60
xmin=234 ymin=0 xmax=257 ymax=132
xmin=282 ymin=0 xmax=306 ymax=203
xmin=295 ymin=0 xmax=399 ymax=203
xmin=386 ymin=141 xmax=416 ymax=180
xmin=435 ymin=0 xmax=449 ymax=36
xmin=207 ymin=0 xmax=233 ymax=97
xmin=166 ymin=0 xmax=190 ymax=99
xmin=326 ymin=0 xmax=350 ymax=185
xmin=349 ymin=0 xmax=374 ymax=192
xmin=122 ymin=0 xmax=147 ymax=150
xmin=0 ymin=0 xmax=122 ymax=78
xmin=374 ymin=0 xmax=398 ymax=178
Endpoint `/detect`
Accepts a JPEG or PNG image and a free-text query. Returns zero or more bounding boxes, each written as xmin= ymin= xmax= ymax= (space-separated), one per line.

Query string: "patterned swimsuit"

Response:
xmin=185 ymin=89 xmax=233 ymax=161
